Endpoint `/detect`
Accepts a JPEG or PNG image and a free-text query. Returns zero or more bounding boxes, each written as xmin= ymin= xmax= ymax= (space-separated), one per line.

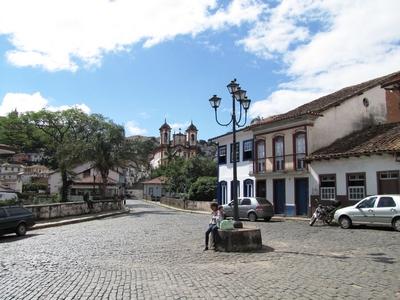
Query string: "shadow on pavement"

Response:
xmin=0 ymin=233 xmax=42 ymax=243
xmin=129 ymin=210 xmax=177 ymax=218
xmin=256 ymin=245 xmax=275 ymax=253
xmin=351 ymin=225 xmax=395 ymax=232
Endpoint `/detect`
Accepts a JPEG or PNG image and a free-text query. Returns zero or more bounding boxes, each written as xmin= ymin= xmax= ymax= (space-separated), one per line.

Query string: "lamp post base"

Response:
xmin=233 ymin=220 xmax=243 ymax=228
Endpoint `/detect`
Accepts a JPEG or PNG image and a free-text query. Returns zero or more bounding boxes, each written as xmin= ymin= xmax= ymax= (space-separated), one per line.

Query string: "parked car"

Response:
xmin=334 ymin=195 xmax=400 ymax=231
xmin=0 ymin=206 xmax=35 ymax=236
xmin=222 ymin=197 xmax=274 ymax=222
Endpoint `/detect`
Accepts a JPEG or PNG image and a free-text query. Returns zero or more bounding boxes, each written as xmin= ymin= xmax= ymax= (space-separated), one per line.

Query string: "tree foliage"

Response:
xmin=24 ymin=109 xmax=97 ymax=201
xmin=0 ymin=109 xmax=155 ymax=201
xmin=152 ymin=156 xmax=217 ymax=197
xmin=188 ymin=176 xmax=217 ymax=201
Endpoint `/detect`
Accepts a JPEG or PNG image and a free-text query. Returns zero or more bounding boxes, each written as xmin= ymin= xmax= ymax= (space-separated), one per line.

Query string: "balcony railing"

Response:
xmin=252 ymin=154 xmax=307 ymax=175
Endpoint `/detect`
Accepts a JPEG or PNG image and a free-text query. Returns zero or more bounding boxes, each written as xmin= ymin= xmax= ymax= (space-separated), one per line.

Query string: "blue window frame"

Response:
xmin=242 ymin=139 xmax=253 ymax=161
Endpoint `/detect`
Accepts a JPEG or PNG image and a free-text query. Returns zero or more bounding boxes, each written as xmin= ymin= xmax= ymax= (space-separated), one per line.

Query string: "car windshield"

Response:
xmin=357 ymin=197 xmax=377 ymax=208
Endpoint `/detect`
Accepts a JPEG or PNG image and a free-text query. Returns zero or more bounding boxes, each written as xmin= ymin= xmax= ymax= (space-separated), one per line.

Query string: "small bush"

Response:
xmin=188 ymin=176 xmax=217 ymax=201
xmin=0 ymin=198 xmax=19 ymax=207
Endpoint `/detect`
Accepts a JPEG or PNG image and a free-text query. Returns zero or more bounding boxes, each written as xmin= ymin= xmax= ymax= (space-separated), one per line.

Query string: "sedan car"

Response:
xmin=334 ymin=195 xmax=400 ymax=231
xmin=222 ymin=197 xmax=274 ymax=222
xmin=0 ymin=206 xmax=35 ymax=236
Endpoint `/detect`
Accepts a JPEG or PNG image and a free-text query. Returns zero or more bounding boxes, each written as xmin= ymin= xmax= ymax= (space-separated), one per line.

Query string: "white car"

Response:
xmin=334 ymin=195 xmax=400 ymax=231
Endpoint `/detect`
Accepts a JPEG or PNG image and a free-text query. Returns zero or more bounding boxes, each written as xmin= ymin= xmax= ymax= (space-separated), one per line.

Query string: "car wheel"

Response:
xmin=248 ymin=212 xmax=257 ymax=222
xmin=16 ymin=223 xmax=27 ymax=236
xmin=392 ymin=218 xmax=400 ymax=232
xmin=339 ymin=216 xmax=352 ymax=229
xmin=264 ymin=216 xmax=271 ymax=222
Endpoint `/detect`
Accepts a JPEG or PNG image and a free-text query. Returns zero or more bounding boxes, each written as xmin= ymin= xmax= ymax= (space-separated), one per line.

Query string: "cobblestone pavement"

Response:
xmin=1 ymin=199 xmax=399 ymax=299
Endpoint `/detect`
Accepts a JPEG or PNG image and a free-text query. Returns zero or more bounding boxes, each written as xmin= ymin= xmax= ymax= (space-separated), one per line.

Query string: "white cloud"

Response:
xmin=0 ymin=0 xmax=264 ymax=72
xmin=249 ymin=89 xmax=323 ymax=118
xmin=125 ymin=121 xmax=148 ymax=136
xmin=243 ymin=0 xmax=400 ymax=118
xmin=48 ymin=103 xmax=91 ymax=114
xmin=170 ymin=121 xmax=190 ymax=133
xmin=0 ymin=92 xmax=91 ymax=116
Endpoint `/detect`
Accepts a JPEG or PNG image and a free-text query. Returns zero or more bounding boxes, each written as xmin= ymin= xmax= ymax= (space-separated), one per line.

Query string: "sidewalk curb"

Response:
xmin=31 ymin=209 xmax=131 ymax=230
xmin=142 ymin=199 xmax=310 ymax=222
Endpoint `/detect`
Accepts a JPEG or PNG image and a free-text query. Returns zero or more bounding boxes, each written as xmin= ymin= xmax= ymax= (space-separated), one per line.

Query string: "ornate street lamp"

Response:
xmin=209 ymin=79 xmax=251 ymax=228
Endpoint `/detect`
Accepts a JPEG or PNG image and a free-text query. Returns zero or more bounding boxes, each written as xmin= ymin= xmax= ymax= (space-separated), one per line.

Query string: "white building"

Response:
xmin=142 ymin=176 xmax=168 ymax=200
xmin=210 ymin=129 xmax=255 ymax=205
xmin=308 ymin=122 xmax=400 ymax=207
xmin=48 ymin=162 xmax=125 ymax=199
xmin=0 ymin=163 xmax=24 ymax=193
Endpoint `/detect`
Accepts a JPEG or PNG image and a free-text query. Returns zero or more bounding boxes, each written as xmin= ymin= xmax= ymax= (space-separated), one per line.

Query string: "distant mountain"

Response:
xmin=198 ymin=140 xmax=217 ymax=159
xmin=126 ymin=135 xmax=159 ymax=144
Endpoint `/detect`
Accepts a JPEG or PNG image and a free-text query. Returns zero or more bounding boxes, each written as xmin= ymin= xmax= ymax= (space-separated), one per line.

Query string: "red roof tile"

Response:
xmin=307 ymin=122 xmax=400 ymax=161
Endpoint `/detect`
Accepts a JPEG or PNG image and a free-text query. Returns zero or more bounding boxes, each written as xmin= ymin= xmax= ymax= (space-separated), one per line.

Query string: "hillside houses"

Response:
xmin=48 ymin=162 xmax=125 ymax=200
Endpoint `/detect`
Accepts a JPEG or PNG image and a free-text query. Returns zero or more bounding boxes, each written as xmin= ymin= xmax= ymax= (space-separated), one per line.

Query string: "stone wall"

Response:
xmin=126 ymin=189 xmax=143 ymax=199
xmin=160 ymin=197 xmax=212 ymax=212
xmin=25 ymin=200 xmax=124 ymax=220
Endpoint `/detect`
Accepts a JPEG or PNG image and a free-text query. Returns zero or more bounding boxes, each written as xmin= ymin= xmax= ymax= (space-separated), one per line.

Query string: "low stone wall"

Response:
xmin=126 ymin=189 xmax=143 ymax=199
xmin=25 ymin=199 xmax=124 ymax=220
xmin=160 ymin=197 xmax=212 ymax=212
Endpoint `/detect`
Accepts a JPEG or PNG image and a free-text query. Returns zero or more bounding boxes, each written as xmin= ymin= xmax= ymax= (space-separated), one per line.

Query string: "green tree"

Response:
xmin=26 ymin=109 xmax=95 ymax=201
xmin=0 ymin=110 xmax=45 ymax=152
xmin=188 ymin=176 xmax=217 ymax=201
xmin=85 ymin=114 xmax=127 ymax=198
xmin=151 ymin=156 xmax=217 ymax=197
xmin=185 ymin=156 xmax=217 ymax=184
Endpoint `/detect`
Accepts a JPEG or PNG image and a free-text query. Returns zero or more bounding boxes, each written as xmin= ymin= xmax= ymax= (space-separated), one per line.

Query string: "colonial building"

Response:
xmin=0 ymin=144 xmax=15 ymax=159
xmin=307 ymin=122 xmax=400 ymax=208
xmin=211 ymin=70 xmax=400 ymax=216
xmin=210 ymin=128 xmax=255 ymax=205
xmin=142 ymin=176 xmax=168 ymax=200
xmin=150 ymin=120 xmax=200 ymax=168
xmin=0 ymin=163 xmax=24 ymax=193
xmin=21 ymin=164 xmax=52 ymax=185
xmin=48 ymin=162 xmax=125 ymax=200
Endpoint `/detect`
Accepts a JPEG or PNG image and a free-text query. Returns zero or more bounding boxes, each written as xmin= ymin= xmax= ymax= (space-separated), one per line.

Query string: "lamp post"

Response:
xmin=209 ymin=79 xmax=251 ymax=229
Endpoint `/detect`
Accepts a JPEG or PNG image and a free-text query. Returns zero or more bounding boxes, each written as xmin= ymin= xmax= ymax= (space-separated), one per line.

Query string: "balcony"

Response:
xmin=251 ymin=154 xmax=307 ymax=176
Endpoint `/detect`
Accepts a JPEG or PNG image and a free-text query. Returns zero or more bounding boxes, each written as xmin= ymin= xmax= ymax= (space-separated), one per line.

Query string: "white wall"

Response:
xmin=309 ymin=154 xmax=399 ymax=197
xmin=214 ymin=130 xmax=255 ymax=203
xmin=150 ymin=151 xmax=162 ymax=169
xmin=309 ymin=86 xmax=387 ymax=153
xmin=48 ymin=172 xmax=62 ymax=194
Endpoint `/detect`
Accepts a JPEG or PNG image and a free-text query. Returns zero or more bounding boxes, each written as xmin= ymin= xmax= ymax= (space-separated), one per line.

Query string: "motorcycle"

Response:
xmin=309 ymin=200 xmax=341 ymax=226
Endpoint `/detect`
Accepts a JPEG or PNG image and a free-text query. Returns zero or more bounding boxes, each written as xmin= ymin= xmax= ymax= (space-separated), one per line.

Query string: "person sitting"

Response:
xmin=204 ymin=202 xmax=220 ymax=251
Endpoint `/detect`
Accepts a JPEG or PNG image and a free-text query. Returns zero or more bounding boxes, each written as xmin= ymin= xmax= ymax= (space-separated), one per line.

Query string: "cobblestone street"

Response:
xmin=1 ymin=199 xmax=399 ymax=299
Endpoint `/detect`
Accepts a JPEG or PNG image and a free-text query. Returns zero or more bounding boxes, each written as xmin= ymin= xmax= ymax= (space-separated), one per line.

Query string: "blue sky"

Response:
xmin=0 ymin=0 xmax=399 ymax=140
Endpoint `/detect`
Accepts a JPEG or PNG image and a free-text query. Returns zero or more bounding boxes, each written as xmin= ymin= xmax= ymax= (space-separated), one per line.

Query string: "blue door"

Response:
xmin=273 ymin=179 xmax=286 ymax=214
xmin=295 ymin=178 xmax=309 ymax=215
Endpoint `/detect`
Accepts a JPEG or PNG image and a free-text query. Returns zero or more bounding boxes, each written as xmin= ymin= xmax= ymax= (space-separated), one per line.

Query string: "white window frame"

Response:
xmin=348 ymin=186 xmax=365 ymax=201
xmin=320 ymin=187 xmax=336 ymax=200
xmin=347 ymin=173 xmax=366 ymax=201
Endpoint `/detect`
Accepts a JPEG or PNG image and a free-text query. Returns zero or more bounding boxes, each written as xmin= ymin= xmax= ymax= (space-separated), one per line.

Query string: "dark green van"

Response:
xmin=0 ymin=207 xmax=35 ymax=236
